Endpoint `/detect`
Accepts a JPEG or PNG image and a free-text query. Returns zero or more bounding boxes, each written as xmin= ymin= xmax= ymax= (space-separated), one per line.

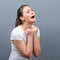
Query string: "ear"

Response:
xmin=20 ymin=16 xmax=25 ymax=21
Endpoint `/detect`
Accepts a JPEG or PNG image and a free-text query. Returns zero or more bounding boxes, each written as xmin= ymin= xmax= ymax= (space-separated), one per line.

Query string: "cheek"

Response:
xmin=24 ymin=15 xmax=30 ymax=20
xmin=23 ymin=13 xmax=31 ymax=21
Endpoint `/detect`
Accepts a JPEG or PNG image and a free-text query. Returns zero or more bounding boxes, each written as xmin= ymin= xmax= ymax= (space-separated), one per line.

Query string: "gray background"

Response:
xmin=0 ymin=0 xmax=60 ymax=60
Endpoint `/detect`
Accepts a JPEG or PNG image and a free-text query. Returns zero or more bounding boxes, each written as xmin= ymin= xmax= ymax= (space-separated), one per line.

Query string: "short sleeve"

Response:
xmin=37 ymin=28 xmax=40 ymax=37
xmin=10 ymin=30 xmax=23 ymax=41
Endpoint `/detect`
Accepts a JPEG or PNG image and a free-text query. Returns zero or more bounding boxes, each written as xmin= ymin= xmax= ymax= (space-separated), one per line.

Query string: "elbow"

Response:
xmin=24 ymin=53 xmax=30 ymax=58
xmin=34 ymin=48 xmax=41 ymax=57
xmin=37 ymin=48 xmax=41 ymax=57
xmin=24 ymin=52 xmax=32 ymax=58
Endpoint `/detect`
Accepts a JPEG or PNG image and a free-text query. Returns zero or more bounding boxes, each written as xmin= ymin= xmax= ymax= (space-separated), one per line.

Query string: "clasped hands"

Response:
xmin=25 ymin=27 xmax=38 ymax=36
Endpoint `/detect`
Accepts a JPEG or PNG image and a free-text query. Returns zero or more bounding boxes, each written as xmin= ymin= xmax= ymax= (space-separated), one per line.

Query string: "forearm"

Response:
xmin=26 ymin=34 xmax=33 ymax=58
xmin=13 ymin=34 xmax=33 ymax=58
xmin=33 ymin=34 xmax=41 ymax=57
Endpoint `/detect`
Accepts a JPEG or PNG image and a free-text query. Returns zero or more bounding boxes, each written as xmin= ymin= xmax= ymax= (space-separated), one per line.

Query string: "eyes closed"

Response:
xmin=26 ymin=9 xmax=34 ymax=13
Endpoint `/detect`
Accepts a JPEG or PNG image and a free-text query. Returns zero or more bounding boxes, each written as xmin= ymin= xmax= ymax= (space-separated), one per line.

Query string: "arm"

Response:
xmin=33 ymin=34 xmax=41 ymax=57
xmin=32 ymin=27 xmax=41 ymax=57
xmin=12 ymin=33 xmax=33 ymax=58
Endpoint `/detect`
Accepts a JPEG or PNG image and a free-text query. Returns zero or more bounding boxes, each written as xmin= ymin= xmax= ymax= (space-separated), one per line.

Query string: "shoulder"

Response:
xmin=10 ymin=26 xmax=24 ymax=40
xmin=11 ymin=26 xmax=19 ymax=33
xmin=11 ymin=26 xmax=22 ymax=35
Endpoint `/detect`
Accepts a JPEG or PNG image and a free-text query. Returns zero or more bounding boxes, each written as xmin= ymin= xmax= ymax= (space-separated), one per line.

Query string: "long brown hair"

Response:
xmin=15 ymin=5 xmax=29 ymax=27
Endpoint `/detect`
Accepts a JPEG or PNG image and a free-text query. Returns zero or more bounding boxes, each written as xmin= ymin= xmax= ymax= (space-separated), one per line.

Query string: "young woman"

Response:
xmin=9 ymin=4 xmax=41 ymax=60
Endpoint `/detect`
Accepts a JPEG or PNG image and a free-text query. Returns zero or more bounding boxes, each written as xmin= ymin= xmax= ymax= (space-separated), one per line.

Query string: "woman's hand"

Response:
xmin=25 ymin=26 xmax=38 ymax=36
xmin=25 ymin=28 xmax=33 ymax=36
xmin=32 ymin=26 xmax=38 ymax=35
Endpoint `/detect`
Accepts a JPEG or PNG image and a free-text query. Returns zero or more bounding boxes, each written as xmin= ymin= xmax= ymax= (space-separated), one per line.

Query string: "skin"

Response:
xmin=12 ymin=6 xmax=41 ymax=58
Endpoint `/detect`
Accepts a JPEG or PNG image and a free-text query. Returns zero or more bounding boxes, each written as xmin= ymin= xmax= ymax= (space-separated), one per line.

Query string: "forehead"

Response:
xmin=23 ymin=6 xmax=32 ymax=12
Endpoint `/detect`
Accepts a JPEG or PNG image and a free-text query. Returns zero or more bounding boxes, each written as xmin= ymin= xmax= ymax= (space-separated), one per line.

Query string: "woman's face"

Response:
xmin=22 ymin=6 xmax=36 ymax=23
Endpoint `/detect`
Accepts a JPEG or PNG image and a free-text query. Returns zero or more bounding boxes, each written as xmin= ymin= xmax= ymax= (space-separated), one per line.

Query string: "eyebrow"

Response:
xmin=25 ymin=9 xmax=33 ymax=12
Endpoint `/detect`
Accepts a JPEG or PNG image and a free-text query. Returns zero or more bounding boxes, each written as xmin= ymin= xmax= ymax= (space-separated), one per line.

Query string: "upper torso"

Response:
xmin=9 ymin=25 xmax=40 ymax=60
xmin=9 ymin=26 xmax=30 ymax=60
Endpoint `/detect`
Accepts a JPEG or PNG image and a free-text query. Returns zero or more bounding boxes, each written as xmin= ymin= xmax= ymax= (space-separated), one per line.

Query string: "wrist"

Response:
xmin=33 ymin=33 xmax=37 ymax=37
xmin=33 ymin=32 xmax=37 ymax=35
xmin=27 ymin=34 xmax=33 ymax=37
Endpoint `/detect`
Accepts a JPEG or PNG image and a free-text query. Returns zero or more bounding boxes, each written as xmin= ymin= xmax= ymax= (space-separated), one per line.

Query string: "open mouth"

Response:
xmin=31 ymin=15 xmax=35 ymax=18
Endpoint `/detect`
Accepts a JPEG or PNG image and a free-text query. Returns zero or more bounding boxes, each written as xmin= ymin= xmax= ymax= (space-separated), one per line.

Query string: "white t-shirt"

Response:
xmin=9 ymin=25 xmax=40 ymax=60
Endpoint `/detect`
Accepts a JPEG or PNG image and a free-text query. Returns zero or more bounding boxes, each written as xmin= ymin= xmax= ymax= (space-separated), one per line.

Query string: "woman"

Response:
xmin=9 ymin=4 xmax=41 ymax=60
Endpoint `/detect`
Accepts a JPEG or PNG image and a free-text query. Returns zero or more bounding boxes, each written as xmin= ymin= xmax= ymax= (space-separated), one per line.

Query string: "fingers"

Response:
xmin=25 ymin=27 xmax=38 ymax=35
xmin=25 ymin=29 xmax=33 ymax=35
xmin=32 ymin=27 xmax=38 ymax=34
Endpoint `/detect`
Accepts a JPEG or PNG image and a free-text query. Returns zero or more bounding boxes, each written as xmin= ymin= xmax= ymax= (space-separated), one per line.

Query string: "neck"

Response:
xmin=20 ymin=22 xmax=33 ymax=30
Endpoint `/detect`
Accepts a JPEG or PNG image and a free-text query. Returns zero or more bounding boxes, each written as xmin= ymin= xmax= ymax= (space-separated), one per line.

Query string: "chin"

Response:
xmin=29 ymin=18 xmax=36 ymax=23
xmin=31 ymin=20 xmax=36 ymax=23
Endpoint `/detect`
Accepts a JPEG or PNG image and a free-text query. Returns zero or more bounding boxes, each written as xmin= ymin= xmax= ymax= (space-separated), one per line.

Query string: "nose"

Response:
xmin=31 ymin=11 xmax=34 ymax=14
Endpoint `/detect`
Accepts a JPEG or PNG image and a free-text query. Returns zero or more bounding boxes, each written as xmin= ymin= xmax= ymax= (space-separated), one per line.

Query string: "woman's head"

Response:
xmin=15 ymin=4 xmax=36 ymax=27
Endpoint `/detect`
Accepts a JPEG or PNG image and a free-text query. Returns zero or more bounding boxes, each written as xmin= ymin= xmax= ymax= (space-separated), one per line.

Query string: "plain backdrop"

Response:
xmin=0 ymin=0 xmax=60 ymax=60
